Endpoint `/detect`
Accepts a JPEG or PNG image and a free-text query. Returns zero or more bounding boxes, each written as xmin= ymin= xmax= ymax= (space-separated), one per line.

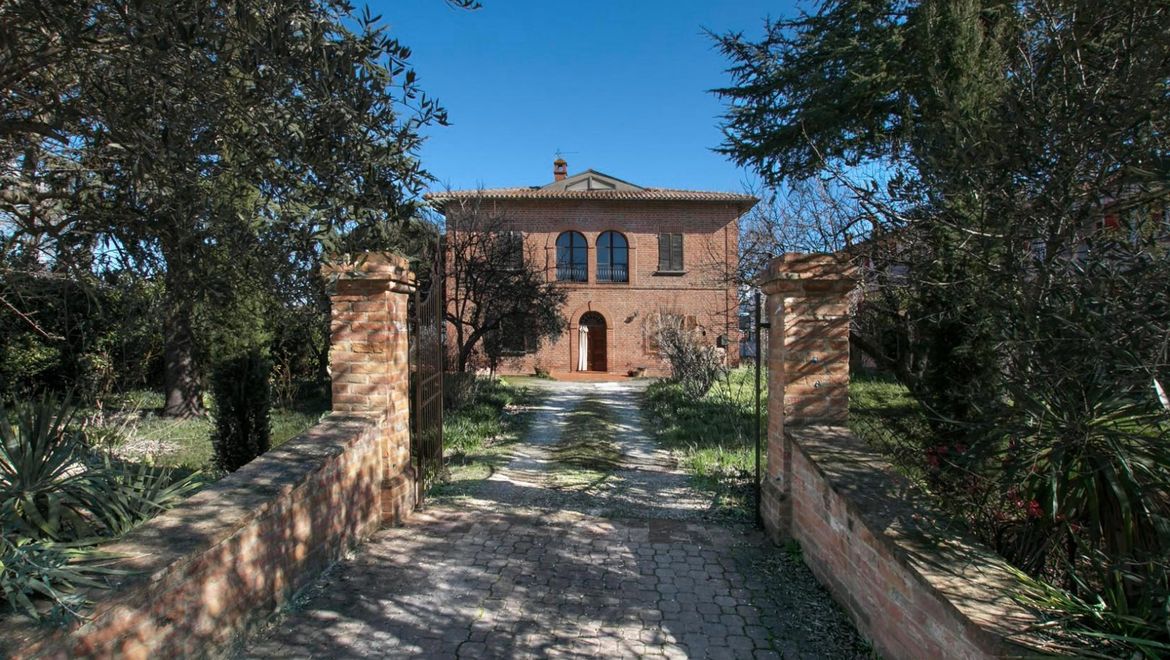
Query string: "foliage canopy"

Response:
xmin=716 ymin=0 xmax=1170 ymax=652
xmin=1 ymin=0 xmax=461 ymax=413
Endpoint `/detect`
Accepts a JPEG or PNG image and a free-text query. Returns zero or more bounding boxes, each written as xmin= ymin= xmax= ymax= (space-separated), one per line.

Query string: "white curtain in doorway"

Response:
xmin=578 ymin=325 xmax=589 ymax=371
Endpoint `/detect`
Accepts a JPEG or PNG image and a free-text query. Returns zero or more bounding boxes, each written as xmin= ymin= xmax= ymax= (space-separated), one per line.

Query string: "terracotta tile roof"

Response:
xmin=425 ymin=187 xmax=758 ymax=205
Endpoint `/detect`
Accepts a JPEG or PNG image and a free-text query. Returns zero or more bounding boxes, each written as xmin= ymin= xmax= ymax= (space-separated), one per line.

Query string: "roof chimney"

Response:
xmin=553 ymin=158 xmax=568 ymax=181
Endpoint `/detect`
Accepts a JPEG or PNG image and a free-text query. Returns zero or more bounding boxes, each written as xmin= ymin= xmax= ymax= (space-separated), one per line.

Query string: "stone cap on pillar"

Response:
xmin=323 ymin=252 xmax=417 ymax=289
xmin=757 ymin=253 xmax=859 ymax=294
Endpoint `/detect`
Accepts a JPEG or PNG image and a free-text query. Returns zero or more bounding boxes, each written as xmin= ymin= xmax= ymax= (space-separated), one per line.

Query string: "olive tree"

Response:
xmin=1 ymin=0 xmax=474 ymax=414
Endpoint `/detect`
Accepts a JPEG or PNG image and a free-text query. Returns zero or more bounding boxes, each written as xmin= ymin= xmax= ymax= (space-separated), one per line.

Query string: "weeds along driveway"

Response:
xmin=242 ymin=379 xmax=866 ymax=659
xmin=462 ymin=379 xmax=715 ymax=520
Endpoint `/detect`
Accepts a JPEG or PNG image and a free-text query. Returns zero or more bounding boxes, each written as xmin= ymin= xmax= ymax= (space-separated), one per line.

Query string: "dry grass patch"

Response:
xmin=548 ymin=397 xmax=623 ymax=491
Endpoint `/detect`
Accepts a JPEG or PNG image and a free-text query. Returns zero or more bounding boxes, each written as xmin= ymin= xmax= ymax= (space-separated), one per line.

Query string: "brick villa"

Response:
xmin=431 ymin=160 xmax=757 ymax=376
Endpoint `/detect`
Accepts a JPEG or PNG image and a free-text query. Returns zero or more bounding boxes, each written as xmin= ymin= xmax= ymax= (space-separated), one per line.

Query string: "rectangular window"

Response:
xmin=1126 ymin=209 xmax=1142 ymax=246
xmin=645 ymin=328 xmax=660 ymax=353
xmin=657 ymin=233 xmax=684 ymax=272
xmin=1029 ymin=238 xmax=1047 ymax=262
xmin=499 ymin=332 xmax=534 ymax=355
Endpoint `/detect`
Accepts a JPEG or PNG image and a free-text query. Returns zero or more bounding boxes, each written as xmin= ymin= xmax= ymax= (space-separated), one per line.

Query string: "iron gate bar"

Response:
xmin=411 ymin=261 xmax=444 ymax=509
xmin=754 ymin=290 xmax=763 ymax=529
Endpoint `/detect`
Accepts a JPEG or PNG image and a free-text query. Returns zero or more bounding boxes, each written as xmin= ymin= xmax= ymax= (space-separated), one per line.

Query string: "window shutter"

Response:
xmin=671 ymin=234 xmax=683 ymax=271
xmin=658 ymin=233 xmax=670 ymax=271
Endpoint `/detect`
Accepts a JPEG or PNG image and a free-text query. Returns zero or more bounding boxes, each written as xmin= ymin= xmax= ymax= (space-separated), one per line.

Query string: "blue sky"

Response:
xmin=373 ymin=1 xmax=800 ymax=194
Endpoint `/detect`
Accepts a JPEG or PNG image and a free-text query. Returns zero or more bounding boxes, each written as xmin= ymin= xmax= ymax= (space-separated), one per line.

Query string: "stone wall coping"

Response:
xmin=0 ymin=412 xmax=382 ymax=652
xmin=756 ymin=253 xmax=859 ymax=291
xmin=786 ymin=425 xmax=1051 ymax=655
xmin=323 ymin=252 xmax=416 ymax=285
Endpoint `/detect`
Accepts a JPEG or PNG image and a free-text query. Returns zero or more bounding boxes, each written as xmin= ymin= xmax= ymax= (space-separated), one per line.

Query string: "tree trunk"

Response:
xmin=456 ymin=326 xmax=489 ymax=373
xmin=315 ymin=287 xmax=332 ymax=395
xmin=162 ymin=290 xmax=204 ymax=417
xmin=457 ymin=341 xmax=472 ymax=373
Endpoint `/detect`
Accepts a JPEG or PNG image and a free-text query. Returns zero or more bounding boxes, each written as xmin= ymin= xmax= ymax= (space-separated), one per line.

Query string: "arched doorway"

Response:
xmin=578 ymin=311 xmax=607 ymax=372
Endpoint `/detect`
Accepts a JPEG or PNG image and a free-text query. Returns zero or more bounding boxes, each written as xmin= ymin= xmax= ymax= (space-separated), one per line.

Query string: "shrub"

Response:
xmin=649 ymin=312 xmax=725 ymax=398
xmin=0 ymin=396 xmax=199 ymax=619
xmin=443 ymin=371 xmax=477 ymax=410
xmin=210 ymin=350 xmax=271 ymax=473
xmin=0 ymin=270 xmax=165 ymax=402
xmin=851 ymin=364 xmax=1170 ymax=655
xmin=642 ymin=368 xmax=759 ymax=519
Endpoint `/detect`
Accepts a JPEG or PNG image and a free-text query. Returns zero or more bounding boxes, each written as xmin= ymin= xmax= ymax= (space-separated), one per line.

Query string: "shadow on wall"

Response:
xmin=0 ymin=413 xmax=387 ymax=659
xmin=785 ymin=427 xmax=1046 ymax=657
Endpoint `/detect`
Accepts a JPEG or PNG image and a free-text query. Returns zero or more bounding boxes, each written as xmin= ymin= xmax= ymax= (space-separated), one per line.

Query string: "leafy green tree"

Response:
xmin=716 ymin=0 xmax=1170 ymax=420
xmin=1 ymin=0 xmax=471 ymax=415
xmin=716 ymin=0 xmax=1170 ymax=649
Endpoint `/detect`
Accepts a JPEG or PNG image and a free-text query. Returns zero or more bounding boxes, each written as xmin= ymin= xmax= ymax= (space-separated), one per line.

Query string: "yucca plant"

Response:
xmin=0 ymin=534 xmax=123 ymax=622
xmin=1012 ymin=564 xmax=1170 ymax=659
xmin=960 ymin=260 xmax=1170 ymax=653
xmin=0 ymin=396 xmax=200 ymax=620
xmin=0 ymin=396 xmax=100 ymax=541
xmin=82 ymin=455 xmax=202 ymax=537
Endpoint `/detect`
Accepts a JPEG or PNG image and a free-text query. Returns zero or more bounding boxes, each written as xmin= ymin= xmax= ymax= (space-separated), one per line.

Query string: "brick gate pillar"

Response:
xmin=758 ymin=253 xmax=858 ymax=543
xmin=326 ymin=252 xmax=417 ymax=525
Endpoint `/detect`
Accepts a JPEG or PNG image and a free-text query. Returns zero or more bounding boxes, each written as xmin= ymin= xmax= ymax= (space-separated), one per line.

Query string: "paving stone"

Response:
xmin=241 ymin=381 xmax=867 ymax=659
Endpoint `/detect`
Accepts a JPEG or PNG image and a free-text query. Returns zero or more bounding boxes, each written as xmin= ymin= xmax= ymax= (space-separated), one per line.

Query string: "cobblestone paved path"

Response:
xmin=243 ymin=381 xmax=865 ymax=659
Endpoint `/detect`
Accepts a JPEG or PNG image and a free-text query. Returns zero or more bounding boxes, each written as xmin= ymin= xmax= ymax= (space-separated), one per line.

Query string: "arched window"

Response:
xmin=597 ymin=231 xmax=629 ymax=283
xmin=555 ymin=231 xmax=587 ymax=282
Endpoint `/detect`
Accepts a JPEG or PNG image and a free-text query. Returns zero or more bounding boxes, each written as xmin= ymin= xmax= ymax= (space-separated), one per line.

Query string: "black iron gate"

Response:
xmin=410 ymin=268 xmax=444 ymax=508
xmin=753 ymin=290 xmax=769 ymax=529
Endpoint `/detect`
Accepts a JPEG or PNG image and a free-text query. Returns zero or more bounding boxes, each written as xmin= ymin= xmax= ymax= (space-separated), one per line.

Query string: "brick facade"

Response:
xmin=433 ymin=169 xmax=756 ymax=376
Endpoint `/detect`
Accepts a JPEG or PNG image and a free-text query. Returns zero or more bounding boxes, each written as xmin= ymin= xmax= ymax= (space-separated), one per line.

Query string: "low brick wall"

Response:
xmin=777 ymin=426 xmax=1043 ymax=659
xmin=1 ymin=413 xmax=390 ymax=659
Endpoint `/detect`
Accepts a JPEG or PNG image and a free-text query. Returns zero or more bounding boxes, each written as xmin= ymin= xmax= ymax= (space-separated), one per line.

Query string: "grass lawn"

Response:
xmin=430 ymin=376 xmax=538 ymax=499
xmin=642 ymin=367 xmax=931 ymax=519
xmin=85 ymin=389 xmax=329 ymax=477
xmin=642 ymin=368 xmax=761 ymax=520
xmin=847 ymin=372 xmax=933 ymax=484
xmin=90 ymin=377 xmax=538 ymax=498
